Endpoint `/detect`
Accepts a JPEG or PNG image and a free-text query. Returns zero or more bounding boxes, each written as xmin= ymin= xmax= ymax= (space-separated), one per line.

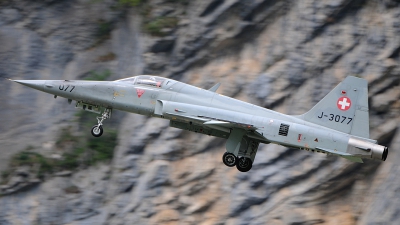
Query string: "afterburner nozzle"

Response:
xmin=382 ymin=147 xmax=388 ymax=161
xmin=348 ymin=137 xmax=389 ymax=161
xmin=370 ymin=144 xmax=388 ymax=161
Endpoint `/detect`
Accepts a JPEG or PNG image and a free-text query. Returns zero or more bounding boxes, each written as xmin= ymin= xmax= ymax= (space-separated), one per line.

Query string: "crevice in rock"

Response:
xmin=199 ymin=0 xmax=225 ymax=17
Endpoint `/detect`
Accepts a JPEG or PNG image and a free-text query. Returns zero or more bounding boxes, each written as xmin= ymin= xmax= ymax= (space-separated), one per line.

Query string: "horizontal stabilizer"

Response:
xmin=315 ymin=147 xmax=350 ymax=155
xmin=316 ymin=147 xmax=364 ymax=163
xmin=341 ymin=156 xmax=364 ymax=163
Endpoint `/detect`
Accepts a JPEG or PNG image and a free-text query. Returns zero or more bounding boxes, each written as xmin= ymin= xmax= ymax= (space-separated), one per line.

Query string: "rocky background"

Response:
xmin=0 ymin=0 xmax=399 ymax=224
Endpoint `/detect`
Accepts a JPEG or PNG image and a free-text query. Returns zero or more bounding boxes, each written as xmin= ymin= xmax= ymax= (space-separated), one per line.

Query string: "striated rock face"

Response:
xmin=0 ymin=0 xmax=400 ymax=224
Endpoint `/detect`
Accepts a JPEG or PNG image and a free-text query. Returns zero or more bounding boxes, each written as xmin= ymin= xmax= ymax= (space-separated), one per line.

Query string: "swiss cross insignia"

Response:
xmin=337 ymin=96 xmax=351 ymax=111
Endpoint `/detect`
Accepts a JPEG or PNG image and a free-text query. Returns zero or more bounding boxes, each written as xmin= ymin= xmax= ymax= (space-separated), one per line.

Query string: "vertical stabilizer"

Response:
xmin=299 ymin=76 xmax=369 ymax=138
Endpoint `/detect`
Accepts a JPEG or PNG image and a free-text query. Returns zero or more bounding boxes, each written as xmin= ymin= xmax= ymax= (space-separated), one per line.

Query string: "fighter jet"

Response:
xmin=11 ymin=75 xmax=388 ymax=172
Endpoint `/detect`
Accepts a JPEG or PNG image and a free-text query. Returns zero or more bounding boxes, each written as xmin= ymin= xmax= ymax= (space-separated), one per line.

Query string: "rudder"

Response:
xmin=299 ymin=76 xmax=369 ymax=138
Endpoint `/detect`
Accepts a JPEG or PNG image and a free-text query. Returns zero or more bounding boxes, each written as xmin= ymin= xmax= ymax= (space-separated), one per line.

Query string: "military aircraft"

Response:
xmin=11 ymin=75 xmax=388 ymax=172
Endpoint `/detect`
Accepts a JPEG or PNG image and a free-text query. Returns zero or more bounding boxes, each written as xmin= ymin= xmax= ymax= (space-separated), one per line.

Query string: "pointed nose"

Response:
xmin=13 ymin=80 xmax=45 ymax=91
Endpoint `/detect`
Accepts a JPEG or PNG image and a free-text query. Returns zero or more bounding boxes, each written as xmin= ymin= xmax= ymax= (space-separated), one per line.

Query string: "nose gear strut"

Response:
xmin=91 ymin=108 xmax=112 ymax=137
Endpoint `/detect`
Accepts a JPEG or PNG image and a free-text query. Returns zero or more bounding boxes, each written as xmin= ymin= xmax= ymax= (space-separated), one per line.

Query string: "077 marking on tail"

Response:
xmin=11 ymin=75 xmax=389 ymax=172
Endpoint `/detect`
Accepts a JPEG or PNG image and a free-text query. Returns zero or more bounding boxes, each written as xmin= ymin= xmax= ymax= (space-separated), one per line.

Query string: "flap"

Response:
xmin=165 ymin=112 xmax=209 ymax=124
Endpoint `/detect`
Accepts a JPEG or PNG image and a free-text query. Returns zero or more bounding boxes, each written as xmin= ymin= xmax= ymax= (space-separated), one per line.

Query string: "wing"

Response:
xmin=165 ymin=112 xmax=267 ymax=142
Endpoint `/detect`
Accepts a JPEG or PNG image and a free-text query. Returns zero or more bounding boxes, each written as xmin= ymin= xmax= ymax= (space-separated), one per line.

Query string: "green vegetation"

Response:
xmin=91 ymin=20 xmax=114 ymax=47
xmin=84 ymin=70 xmax=111 ymax=81
xmin=55 ymin=111 xmax=117 ymax=170
xmin=118 ymin=0 xmax=144 ymax=7
xmin=1 ymin=111 xmax=118 ymax=183
xmin=87 ymin=130 xmax=117 ymax=163
xmin=10 ymin=152 xmax=54 ymax=179
xmin=1 ymin=170 xmax=10 ymax=184
xmin=96 ymin=21 xmax=113 ymax=39
xmin=144 ymin=17 xmax=179 ymax=36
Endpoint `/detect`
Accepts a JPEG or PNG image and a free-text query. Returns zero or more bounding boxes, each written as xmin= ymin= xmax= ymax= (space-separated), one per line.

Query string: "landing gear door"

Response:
xmin=238 ymin=137 xmax=260 ymax=162
xmin=226 ymin=128 xmax=246 ymax=156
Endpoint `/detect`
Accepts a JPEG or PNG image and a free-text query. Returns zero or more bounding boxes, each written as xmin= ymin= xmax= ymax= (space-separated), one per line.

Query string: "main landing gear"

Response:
xmin=222 ymin=152 xmax=253 ymax=172
xmin=222 ymin=152 xmax=237 ymax=167
xmin=91 ymin=108 xmax=111 ymax=137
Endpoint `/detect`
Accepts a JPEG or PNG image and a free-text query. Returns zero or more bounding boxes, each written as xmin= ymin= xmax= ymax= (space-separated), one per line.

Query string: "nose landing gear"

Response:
xmin=91 ymin=108 xmax=111 ymax=137
xmin=91 ymin=125 xmax=103 ymax=137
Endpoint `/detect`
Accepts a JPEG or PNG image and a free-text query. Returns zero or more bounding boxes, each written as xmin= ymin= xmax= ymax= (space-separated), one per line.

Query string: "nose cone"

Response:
xmin=13 ymin=80 xmax=45 ymax=91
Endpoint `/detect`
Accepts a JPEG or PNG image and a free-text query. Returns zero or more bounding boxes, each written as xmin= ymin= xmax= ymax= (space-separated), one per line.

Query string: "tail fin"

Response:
xmin=300 ymin=76 xmax=370 ymax=138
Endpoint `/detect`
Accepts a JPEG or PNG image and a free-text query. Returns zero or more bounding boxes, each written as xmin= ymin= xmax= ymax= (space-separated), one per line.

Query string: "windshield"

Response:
xmin=115 ymin=77 xmax=136 ymax=84
xmin=115 ymin=75 xmax=168 ymax=88
xmin=135 ymin=75 xmax=166 ymax=87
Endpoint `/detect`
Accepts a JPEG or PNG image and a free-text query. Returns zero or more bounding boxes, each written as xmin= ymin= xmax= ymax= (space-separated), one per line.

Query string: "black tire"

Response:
xmin=236 ymin=157 xmax=252 ymax=172
xmin=222 ymin=152 xmax=237 ymax=167
xmin=91 ymin=125 xmax=103 ymax=137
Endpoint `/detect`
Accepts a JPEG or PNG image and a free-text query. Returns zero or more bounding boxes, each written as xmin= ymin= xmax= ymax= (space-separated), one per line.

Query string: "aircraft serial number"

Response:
xmin=318 ymin=112 xmax=352 ymax=124
xmin=59 ymin=85 xmax=75 ymax=92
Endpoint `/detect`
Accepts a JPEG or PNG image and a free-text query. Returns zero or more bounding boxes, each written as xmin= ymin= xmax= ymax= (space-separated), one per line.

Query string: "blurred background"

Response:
xmin=0 ymin=0 xmax=399 ymax=224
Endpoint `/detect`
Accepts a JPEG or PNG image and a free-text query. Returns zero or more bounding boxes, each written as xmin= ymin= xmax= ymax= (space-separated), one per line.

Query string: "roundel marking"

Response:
xmin=337 ymin=96 xmax=351 ymax=111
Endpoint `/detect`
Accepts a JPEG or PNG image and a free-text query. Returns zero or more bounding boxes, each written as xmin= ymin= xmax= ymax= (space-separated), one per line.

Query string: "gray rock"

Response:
xmin=115 ymin=171 xmax=139 ymax=193
xmin=358 ymin=128 xmax=400 ymax=224
xmin=54 ymin=171 xmax=72 ymax=177
xmin=149 ymin=36 xmax=176 ymax=53
xmin=1 ymin=0 xmax=400 ymax=224
xmin=229 ymin=185 xmax=269 ymax=216
xmin=199 ymin=0 xmax=225 ymax=17
xmin=0 ymin=8 xmax=22 ymax=26
xmin=246 ymin=73 xmax=274 ymax=101
xmin=371 ymin=87 xmax=400 ymax=113
xmin=151 ymin=6 xmax=175 ymax=18
xmin=146 ymin=161 xmax=170 ymax=189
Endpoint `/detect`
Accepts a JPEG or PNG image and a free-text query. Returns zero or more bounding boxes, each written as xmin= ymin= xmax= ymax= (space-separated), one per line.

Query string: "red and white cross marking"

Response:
xmin=337 ymin=96 xmax=351 ymax=111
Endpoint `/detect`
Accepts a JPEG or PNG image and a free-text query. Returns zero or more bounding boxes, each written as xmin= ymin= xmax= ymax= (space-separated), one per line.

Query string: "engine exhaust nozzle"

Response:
xmin=348 ymin=137 xmax=388 ymax=161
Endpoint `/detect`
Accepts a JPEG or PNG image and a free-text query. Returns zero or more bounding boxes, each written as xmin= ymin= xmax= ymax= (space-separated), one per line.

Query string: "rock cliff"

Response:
xmin=0 ymin=0 xmax=399 ymax=224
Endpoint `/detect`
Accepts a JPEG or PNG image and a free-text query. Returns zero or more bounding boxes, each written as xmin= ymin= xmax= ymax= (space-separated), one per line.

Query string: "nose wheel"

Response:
xmin=91 ymin=108 xmax=111 ymax=137
xmin=91 ymin=125 xmax=103 ymax=137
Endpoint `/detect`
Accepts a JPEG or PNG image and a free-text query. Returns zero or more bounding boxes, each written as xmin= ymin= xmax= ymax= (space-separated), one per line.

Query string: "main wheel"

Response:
xmin=222 ymin=152 xmax=237 ymax=167
xmin=91 ymin=125 xmax=103 ymax=137
xmin=236 ymin=157 xmax=252 ymax=172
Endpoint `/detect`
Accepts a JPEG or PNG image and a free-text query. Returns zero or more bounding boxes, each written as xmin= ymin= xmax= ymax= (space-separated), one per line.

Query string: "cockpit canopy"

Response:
xmin=115 ymin=75 xmax=168 ymax=88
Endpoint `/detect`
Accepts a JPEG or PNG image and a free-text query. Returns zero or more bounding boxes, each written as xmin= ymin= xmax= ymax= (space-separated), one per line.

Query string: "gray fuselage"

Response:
xmin=13 ymin=75 xmax=388 ymax=164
